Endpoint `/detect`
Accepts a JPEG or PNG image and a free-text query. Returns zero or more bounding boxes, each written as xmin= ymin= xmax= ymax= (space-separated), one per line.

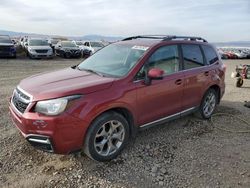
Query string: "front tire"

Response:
xmin=197 ymin=89 xmax=217 ymax=119
xmin=64 ymin=52 xmax=71 ymax=58
xmin=84 ymin=111 xmax=129 ymax=162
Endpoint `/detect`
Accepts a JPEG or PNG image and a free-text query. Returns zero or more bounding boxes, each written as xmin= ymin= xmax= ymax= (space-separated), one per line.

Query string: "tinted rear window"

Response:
xmin=182 ymin=44 xmax=204 ymax=69
xmin=202 ymin=45 xmax=219 ymax=64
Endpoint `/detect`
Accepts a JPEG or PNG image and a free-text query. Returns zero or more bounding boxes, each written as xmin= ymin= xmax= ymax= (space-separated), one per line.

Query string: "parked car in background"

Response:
xmin=73 ymin=41 xmax=85 ymax=49
xmin=224 ymin=51 xmax=238 ymax=59
xmin=218 ymin=47 xmax=250 ymax=59
xmin=48 ymin=38 xmax=61 ymax=53
xmin=83 ymin=41 xmax=105 ymax=54
xmin=11 ymin=39 xmax=17 ymax=45
xmin=233 ymin=49 xmax=248 ymax=59
xmin=82 ymin=48 xmax=92 ymax=58
xmin=0 ymin=35 xmax=16 ymax=58
xmin=73 ymin=41 xmax=92 ymax=58
xmin=26 ymin=38 xmax=53 ymax=59
xmin=48 ymin=38 xmax=68 ymax=53
xmin=9 ymin=35 xmax=226 ymax=161
xmin=55 ymin=41 xmax=81 ymax=58
xmin=218 ymin=49 xmax=228 ymax=59
xmin=21 ymin=37 xmax=28 ymax=49
xmin=246 ymin=50 xmax=250 ymax=59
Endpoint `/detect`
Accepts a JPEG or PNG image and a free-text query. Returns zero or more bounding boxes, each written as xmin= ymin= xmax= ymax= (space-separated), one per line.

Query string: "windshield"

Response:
xmin=61 ymin=41 xmax=76 ymax=47
xmin=76 ymin=41 xmax=83 ymax=45
xmin=29 ymin=39 xmax=49 ymax=46
xmin=0 ymin=37 xmax=12 ymax=43
xmin=90 ymin=42 xmax=104 ymax=48
xmin=51 ymin=39 xmax=60 ymax=44
xmin=77 ymin=43 xmax=148 ymax=77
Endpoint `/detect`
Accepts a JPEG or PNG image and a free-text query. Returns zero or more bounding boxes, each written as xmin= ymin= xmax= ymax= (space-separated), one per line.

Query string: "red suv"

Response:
xmin=9 ymin=35 xmax=226 ymax=161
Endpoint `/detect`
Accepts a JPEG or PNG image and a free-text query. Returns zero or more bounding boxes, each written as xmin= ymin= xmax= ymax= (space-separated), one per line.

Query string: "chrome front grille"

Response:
xmin=11 ymin=87 xmax=32 ymax=113
xmin=35 ymin=50 xmax=48 ymax=53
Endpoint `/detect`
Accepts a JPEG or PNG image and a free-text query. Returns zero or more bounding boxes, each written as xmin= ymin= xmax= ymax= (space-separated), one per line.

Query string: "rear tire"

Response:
xmin=84 ymin=111 xmax=129 ymax=162
xmin=196 ymin=89 xmax=218 ymax=119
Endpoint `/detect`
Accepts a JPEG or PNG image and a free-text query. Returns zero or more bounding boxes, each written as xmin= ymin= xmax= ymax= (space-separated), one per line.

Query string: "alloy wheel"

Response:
xmin=203 ymin=92 xmax=216 ymax=117
xmin=94 ymin=120 xmax=125 ymax=157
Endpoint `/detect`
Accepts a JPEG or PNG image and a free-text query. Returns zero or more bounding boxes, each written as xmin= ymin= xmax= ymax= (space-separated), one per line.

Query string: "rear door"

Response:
xmin=135 ymin=45 xmax=184 ymax=125
xmin=181 ymin=44 xmax=210 ymax=110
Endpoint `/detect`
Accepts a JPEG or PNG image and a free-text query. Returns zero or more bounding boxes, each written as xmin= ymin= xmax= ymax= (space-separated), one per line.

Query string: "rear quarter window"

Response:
xmin=202 ymin=45 xmax=219 ymax=65
xmin=181 ymin=44 xmax=204 ymax=70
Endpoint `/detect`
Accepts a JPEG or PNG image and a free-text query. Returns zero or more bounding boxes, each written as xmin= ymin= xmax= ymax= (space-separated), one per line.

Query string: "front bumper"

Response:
xmin=26 ymin=134 xmax=54 ymax=152
xmin=9 ymin=102 xmax=89 ymax=154
xmin=0 ymin=51 xmax=16 ymax=57
xmin=64 ymin=50 xmax=81 ymax=57
xmin=29 ymin=51 xmax=53 ymax=58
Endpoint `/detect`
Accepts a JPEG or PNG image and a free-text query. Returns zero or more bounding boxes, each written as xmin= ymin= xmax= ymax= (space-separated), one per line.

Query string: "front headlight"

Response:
xmin=28 ymin=48 xmax=35 ymax=53
xmin=35 ymin=95 xmax=81 ymax=116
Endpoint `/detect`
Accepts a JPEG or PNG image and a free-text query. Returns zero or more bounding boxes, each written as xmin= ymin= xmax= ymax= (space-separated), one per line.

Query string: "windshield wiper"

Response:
xmin=71 ymin=65 xmax=79 ymax=69
xmin=81 ymin=68 xmax=104 ymax=77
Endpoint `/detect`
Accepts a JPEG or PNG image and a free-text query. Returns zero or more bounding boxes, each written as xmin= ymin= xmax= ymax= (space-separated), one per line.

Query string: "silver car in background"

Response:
xmin=26 ymin=38 xmax=53 ymax=59
xmin=83 ymin=41 xmax=105 ymax=54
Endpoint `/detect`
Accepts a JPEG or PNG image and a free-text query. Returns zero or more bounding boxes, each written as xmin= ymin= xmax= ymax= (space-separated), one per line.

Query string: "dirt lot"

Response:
xmin=1 ymin=57 xmax=250 ymax=188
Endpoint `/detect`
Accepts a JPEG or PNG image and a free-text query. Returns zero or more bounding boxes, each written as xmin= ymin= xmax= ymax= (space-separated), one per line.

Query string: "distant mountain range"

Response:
xmin=0 ymin=29 xmax=123 ymax=42
xmin=213 ymin=41 xmax=250 ymax=48
xmin=1 ymin=29 xmax=250 ymax=46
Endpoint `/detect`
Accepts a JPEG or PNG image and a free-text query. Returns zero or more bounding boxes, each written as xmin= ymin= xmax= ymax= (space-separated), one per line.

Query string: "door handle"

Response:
xmin=175 ymin=79 xmax=182 ymax=85
xmin=204 ymin=71 xmax=209 ymax=76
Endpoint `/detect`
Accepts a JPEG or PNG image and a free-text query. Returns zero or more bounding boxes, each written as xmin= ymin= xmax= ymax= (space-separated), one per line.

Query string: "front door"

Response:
xmin=135 ymin=45 xmax=184 ymax=126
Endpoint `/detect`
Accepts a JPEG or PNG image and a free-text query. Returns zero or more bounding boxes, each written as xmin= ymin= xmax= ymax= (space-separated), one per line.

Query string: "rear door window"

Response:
xmin=201 ymin=45 xmax=219 ymax=64
xmin=181 ymin=44 xmax=204 ymax=70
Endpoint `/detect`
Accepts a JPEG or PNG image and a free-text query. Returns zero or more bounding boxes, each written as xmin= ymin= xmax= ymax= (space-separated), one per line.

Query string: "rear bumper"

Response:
xmin=9 ymin=103 xmax=89 ymax=154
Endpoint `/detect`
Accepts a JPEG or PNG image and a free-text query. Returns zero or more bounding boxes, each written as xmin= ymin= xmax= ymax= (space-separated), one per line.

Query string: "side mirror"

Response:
xmin=145 ymin=68 xmax=164 ymax=85
xmin=148 ymin=68 xmax=164 ymax=79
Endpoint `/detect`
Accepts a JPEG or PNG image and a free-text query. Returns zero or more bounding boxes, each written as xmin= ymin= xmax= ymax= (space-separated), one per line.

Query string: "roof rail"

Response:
xmin=163 ymin=36 xmax=207 ymax=42
xmin=122 ymin=35 xmax=168 ymax=41
xmin=122 ymin=35 xmax=207 ymax=42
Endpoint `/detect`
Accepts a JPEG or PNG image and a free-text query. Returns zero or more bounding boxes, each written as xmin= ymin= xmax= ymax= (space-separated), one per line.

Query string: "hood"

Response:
xmin=0 ymin=42 xmax=14 ymax=47
xmin=28 ymin=46 xmax=51 ymax=50
xmin=19 ymin=67 xmax=114 ymax=101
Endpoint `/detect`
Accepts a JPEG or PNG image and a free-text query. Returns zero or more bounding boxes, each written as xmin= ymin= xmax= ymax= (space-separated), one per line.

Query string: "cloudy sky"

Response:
xmin=0 ymin=0 xmax=249 ymax=42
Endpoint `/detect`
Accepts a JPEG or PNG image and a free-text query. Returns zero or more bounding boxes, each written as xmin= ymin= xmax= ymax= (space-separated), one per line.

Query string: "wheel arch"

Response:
xmin=108 ymin=107 xmax=137 ymax=137
xmin=207 ymin=84 xmax=221 ymax=104
xmin=84 ymin=106 xmax=137 ymax=145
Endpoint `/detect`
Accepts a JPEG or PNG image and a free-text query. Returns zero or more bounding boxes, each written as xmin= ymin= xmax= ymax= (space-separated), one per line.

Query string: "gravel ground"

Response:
xmin=0 ymin=57 xmax=250 ymax=188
